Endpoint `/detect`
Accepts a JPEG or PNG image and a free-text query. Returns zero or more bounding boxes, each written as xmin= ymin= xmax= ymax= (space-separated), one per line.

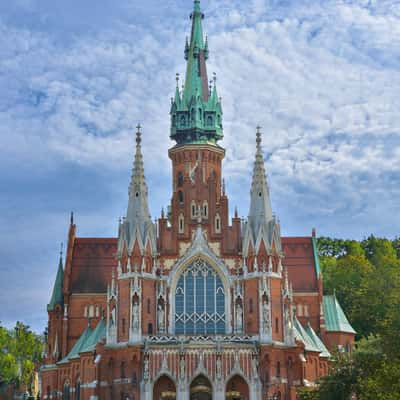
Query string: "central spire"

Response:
xmin=170 ymin=0 xmax=223 ymax=146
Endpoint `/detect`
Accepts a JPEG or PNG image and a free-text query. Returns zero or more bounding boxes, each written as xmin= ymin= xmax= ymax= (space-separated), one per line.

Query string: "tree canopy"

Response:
xmin=301 ymin=235 xmax=400 ymax=399
xmin=0 ymin=321 xmax=43 ymax=392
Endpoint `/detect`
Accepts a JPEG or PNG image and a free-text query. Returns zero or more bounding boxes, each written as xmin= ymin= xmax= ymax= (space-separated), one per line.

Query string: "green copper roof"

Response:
xmin=311 ymin=237 xmax=321 ymax=278
xmin=305 ymin=323 xmax=331 ymax=358
xmin=58 ymin=326 xmax=92 ymax=364
xmin=47 ymin=254 xmax=64 ymax=312
xmin=323 ymin=295 xmax=356 ymax=334
xmin=58 ymin=320 xmax=106 ymax=364
xmin=293 ymin=316 xmax=320 ymax=353
xmin=170 ymin=0 xmax=223 ymax=145
xmin=80 ymin=319 xmax=106 ymax=353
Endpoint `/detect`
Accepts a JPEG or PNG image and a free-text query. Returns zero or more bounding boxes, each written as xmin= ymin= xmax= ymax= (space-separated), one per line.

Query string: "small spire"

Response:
xmin=161 ymin=207 xmax=165 ymax=219
xmin=222 ymin=178 xmax=226 ymax=195
xmin=59 ymin=242 xmax=63 ymax=259
xmin=234 ymin=207 xmax=238 ymax=219
xmin=248 ymin=126 xmax=273 ymax=238
xmin=70 ymin=211 xmax=74 ymax=225
xmin=176 ymin=73 xmax=180 ymax=87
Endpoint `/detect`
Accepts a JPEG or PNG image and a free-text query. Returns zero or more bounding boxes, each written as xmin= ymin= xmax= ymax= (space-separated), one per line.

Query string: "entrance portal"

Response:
xmin=226 ymin=375 xmax=249 ymax=400
xmin=153 ymin=375 xmax=176 ymax=400
xmin=190 ymin=375 xmax=212 ymax=400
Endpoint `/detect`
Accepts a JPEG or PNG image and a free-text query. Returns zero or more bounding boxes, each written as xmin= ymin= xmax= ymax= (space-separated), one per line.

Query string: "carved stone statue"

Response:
xmin=143 ymin=358 xmax=149 ymax=381
xmin=252 ymin=357 xmax=259 ymax=379
xmin=180 ymin=356 xmax=185 ymax=380
xmin=236 ymin=303 xmax=243 ymax=332
xmin=158 ymin=304 xmax=165 ymax=332
xmin=262 ymin=300 xmax=270 ymax=333
xmin=132 ymin=301 xmax=139 ymax=331
xmin=216 ymin=357 xmax=222 ymax=380
xmin=284 ymin=304 xmax=292 ymax=332
xmin=110 ymin=305 xmax=116 ymax=326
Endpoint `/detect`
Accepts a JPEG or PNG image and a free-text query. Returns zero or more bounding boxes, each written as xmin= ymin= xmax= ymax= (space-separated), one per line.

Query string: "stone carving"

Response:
xmin=216 ymin=357 xmax=222 ymax=380
xmin=143 ymin=357 xmax=149 ymax=381
xmin=180 ymin=356 xmax=185 ymax=380
xmin=252 ymin=357 xmax=259 ymax=380
xmin=236 ymin=303 xmax=243 ymax=332
xmin=262 ymin=300 xmax=270 ymax=333
xmin=131 ymin=301 xmax=139 ymax=331
xmin=110 ymin=305 xmax=116 ymax=326
xmin=158 ymin=304 xmax=165 ymax=332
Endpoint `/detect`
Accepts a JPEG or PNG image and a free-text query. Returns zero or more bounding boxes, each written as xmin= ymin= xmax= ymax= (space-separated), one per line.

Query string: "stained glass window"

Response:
xmin=175 ymin=259 xmax=225 ymax=334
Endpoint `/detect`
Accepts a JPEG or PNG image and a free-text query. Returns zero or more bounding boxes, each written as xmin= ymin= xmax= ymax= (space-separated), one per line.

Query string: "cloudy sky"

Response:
xmin=0 ymin=0 xmax=399 ymax=332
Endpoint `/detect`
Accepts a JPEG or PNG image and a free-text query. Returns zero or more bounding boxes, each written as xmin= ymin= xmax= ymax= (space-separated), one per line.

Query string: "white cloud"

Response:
xmin=0 ymin=0 xmax=399 ymax=331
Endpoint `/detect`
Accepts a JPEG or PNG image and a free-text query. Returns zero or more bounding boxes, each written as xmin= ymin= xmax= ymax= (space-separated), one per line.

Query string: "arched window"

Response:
xmin=198 ymin=108 xmax=202 ymax=121
xmin=178 ymin=214 xmax=185 ymax=234
xmin=172 ymin=115 xmax=176 ymax=127
xmin=88 ymin=305 xmax=94 ymax=318
xmin=276 ymin=361 xmax=281 ymax=377
xmin=148 ymin=323 xmax=153 ymax=334
xmin=63 ymin=381 xmax=70 ymax=400
xmin=180 ymin=115 xmax=186 ymax=126
xmin=297 ymin=304 xmax=303 ymax=317
xmin=207 ymin=115 xmax=213 ymax=126
xmin=304 ymin=304 xmax=309 ymax=317
xmin=191 ymin=201 xmax=197 ymax=219
xmin=178 ymin=191 xmax=184 ymax=204
xmin=215 ymin=213 xmax=221 ymax=233
xmin=175 ymin=259 xmax=225 ymax=334
xmin=75 ymin=379 xmax=80 ymax=400
xmin=83 ymin=306 xmax=88 ymax=318
xmin=95 ymin=305 xmax=99 ymax=318
xmin=202 ymin=201 xmax=208 ymax=218
xmin=177 ymin=172 xmax=184 ymax=187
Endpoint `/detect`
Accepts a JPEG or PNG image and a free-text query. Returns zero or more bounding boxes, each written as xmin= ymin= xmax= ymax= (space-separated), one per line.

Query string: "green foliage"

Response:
xmin=0 ymin=322 xmax=43 ymax=390
xmin=316 ymin=235 xmax=400 ymax=399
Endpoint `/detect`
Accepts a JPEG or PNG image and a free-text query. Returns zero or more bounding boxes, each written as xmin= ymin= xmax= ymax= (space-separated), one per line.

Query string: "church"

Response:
xmin=40 ymin=2 xmax=355 ymax=400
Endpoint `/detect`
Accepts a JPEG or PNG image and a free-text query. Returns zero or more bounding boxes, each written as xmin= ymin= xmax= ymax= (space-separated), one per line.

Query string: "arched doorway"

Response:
xmin=190 ymin=375 xmax=212 ymax=400
xmin=153 ymin=375 xmax=176 ymax=400
xmin=226 ymin=375 xmax=249 ymax=400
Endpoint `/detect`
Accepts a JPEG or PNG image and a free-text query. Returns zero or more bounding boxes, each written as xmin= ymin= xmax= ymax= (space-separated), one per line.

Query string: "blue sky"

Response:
xmin=0 ymin=0 xmax=399 ymax=333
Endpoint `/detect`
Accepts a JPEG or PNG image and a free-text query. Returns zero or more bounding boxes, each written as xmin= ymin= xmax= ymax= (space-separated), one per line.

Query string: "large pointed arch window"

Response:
xmin=175 ymin=259 xmax=225 ymax=335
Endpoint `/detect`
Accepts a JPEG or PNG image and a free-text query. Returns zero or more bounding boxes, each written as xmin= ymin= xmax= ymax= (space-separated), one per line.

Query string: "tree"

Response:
xmin=0 ymin=322 xmax=43 ymax=392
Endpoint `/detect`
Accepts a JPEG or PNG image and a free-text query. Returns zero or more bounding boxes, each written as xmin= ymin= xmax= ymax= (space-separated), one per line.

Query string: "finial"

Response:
xmin=222 ymin=178 xmax=226 ymax=195
xmin=161 ymin=207 xmax=165 ymax=219
xmin=176 ymin=73 xmax=180 ymax=87
xmin=70 ymin=211 xmax=74 ymax=225
xmin=209 ymin=80 xmax=212 ymax=94
xmin=136 ymin=123 xmax=142 ymax=145
xmin=213 ymin=72 xmax=217 ymax=85
xmin=59 ymin=242 xmax=63 ymax=259
xmin=234 ymin=206 xmax=238 ymax=218
xmin=256 ymin=126 xmax=262 ymax=149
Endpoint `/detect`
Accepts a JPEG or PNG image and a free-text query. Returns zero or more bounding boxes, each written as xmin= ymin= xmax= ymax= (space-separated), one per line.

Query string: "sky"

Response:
xmin=0 ymin=0 xmax=399 ymax=333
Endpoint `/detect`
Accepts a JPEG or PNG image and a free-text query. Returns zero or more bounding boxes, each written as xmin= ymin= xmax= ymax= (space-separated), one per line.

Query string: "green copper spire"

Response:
xmin=170 ymin=0 xmax=223 ymax=145
xmin=47 ymin=248 xmax=64 ymax=312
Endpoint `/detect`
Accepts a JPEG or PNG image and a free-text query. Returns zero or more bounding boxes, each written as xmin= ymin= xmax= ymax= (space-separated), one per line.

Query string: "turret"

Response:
xmin=47 ymin=249 xmax=64 ymax=312
xmin=170 ymin=0 xmax=223 ymax=145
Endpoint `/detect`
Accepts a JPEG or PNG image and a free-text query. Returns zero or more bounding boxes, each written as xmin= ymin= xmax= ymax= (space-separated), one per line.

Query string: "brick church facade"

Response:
xmin=40 ymin=2 xmax=355 ymax=399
